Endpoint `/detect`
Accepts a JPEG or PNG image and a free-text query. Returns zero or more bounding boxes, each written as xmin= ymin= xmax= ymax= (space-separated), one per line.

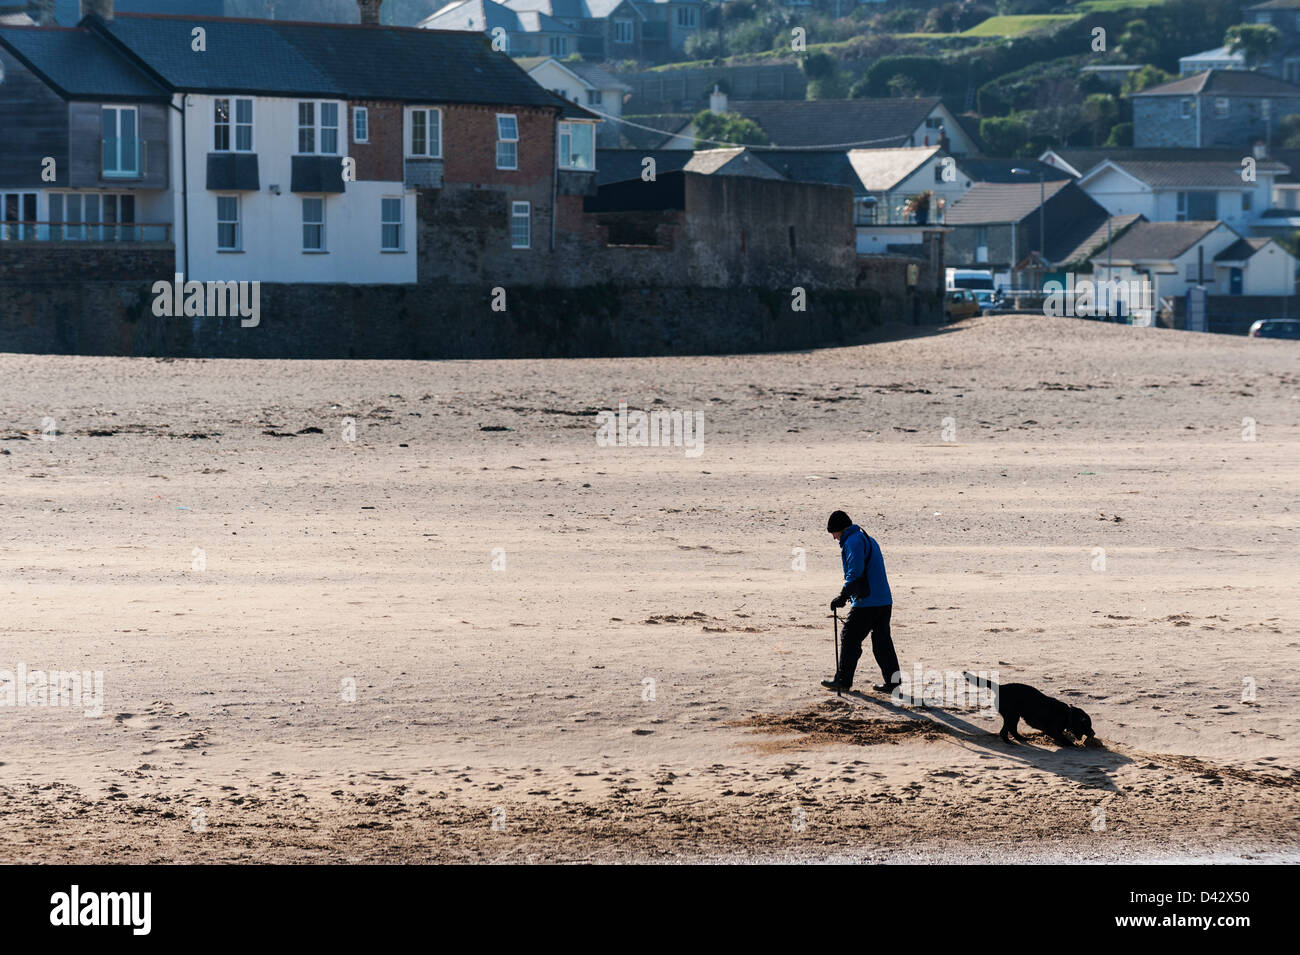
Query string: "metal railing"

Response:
xmin=0 ymin=221 xmax=171 ymax=242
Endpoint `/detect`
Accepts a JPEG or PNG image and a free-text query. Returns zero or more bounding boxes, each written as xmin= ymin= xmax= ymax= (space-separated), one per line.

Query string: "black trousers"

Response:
xmin=838 ymin=604 xmax=899 ymax=688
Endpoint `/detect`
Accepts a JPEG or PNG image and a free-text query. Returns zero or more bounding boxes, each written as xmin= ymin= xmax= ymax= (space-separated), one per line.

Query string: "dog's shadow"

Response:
xmin=838 ymin=690 xmax=1133 ymax=792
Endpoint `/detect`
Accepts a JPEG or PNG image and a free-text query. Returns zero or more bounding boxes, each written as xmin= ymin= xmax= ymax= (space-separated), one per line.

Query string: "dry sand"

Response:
xmin=0 ymin=313 xmax=1296 ymax=863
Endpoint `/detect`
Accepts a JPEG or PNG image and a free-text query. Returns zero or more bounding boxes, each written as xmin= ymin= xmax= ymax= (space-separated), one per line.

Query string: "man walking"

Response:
xmin=823 ymin=510 xmax=901 ymax=693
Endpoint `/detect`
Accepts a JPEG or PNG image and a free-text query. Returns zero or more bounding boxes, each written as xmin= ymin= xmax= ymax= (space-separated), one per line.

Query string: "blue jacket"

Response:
xmin=839 ymin=524 xmax=892 ymax=608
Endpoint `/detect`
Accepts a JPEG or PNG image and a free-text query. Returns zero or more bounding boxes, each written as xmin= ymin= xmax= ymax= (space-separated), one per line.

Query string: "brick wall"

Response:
xmin=348 ymin=101 xmax=403 ymax=182
xmin=0 ymin=244 xmax=174 ymax=284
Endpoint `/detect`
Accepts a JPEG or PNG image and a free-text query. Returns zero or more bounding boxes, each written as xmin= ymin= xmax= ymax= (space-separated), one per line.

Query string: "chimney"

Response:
xmin=79 ymin=0 xmax=113 ymax=20
xmin=1254 ymin=139 xmax=1267 ymax=159
xmin=27 ymin=0 xmax=56 ymax=25
xmin=357 ymin=0 xmax=382 ymax=25
xmin=708 ymin=84 xmax=727 ymax=115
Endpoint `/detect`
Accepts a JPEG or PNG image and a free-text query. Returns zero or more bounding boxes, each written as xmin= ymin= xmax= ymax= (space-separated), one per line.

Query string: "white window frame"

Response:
xmin=381 ymin=196 xmax=403 ymax=252
xmin=406 ymin=107 xmax=443 ymax=158
xmin=496 ymin=113 xmax=519 ymax=170
xmin=297 ymin=101 xmax=342 ymax=155
xmin=586 ymin=89 xmax=603 ymax=106
xmin=1215 ymin=97 xmax=1229 ymax=118
xmin=214 ymin=97 xmax=254 ymax=152
xmin=216 ymin=195 xmax=241 ymax=251
xmin=1180 ymin=98 xmax=1195 ymax=119
xmin=557 ymin=121 xmax=594 ymax=170
xmin=613 ymin=19 xmax=633 ymax=44
xmin=302 ymin=196 xmax=326 ymax=252
xmin=676 ymin=8 xmax=697 ymax=27
xmin=511 ymin=200 xmax=530 ymax=249
xmin=102 ymin=105 xmax=140 ymax=178
xmin=548 ymin=36 xmax=568 ymax=56
xmin=353 ymin=106 xmax=369 ymax=144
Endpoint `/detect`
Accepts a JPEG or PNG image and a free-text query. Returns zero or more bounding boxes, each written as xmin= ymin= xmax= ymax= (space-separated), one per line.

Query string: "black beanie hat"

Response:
xmin=827 ymin=510 xmax=851 ymax=533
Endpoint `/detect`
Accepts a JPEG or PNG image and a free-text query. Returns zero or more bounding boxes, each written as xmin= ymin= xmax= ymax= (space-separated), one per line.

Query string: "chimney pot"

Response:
xmin=357 ymin=0 xmax=382 ymax=25
xmin=79 ymin=0 xmax=113 ymax=21
xmin=27 ymin=0 xmax=56 ymax=25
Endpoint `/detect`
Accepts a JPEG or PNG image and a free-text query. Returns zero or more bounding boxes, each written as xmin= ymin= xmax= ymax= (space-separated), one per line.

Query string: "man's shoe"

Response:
xmin=872 ymin=682 xmax=901 ymax=693
xmin=821 ymin=678 xmax=850 ymax=691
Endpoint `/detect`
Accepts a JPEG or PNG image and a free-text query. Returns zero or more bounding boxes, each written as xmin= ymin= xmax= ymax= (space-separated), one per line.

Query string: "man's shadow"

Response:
xmin=833 ymin=690 xmax=1132 ymax=793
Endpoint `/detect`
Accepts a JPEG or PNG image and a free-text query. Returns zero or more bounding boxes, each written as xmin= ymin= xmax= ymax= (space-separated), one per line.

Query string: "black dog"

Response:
xmin=964 ymin=672 xmax=1098 ymax=748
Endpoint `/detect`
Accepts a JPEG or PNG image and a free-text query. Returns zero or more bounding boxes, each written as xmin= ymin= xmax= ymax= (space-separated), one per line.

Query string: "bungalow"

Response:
xmin=1088 ymin=219 xmax=1296 ymax=311
xmin=0 ymin=2 xmax=600 ymax=285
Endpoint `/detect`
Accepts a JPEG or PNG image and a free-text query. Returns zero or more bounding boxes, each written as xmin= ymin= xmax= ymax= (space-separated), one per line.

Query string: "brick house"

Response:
xmin=0 ymin=1 xmax=600 ymax=284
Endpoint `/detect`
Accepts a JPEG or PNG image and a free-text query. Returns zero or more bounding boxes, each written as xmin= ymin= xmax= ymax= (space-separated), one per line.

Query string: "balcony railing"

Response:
xmin=101 ymin=138 xmax=148 ymax=179
xmin=0 ymin=221 xmax=171 ymax=242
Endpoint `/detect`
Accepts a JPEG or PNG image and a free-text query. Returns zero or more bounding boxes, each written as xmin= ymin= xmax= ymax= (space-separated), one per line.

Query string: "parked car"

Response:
xmin=972 ymin=289 xmax=1002 ymax=314
xmin=944 ymin=288 xmax=981 ymax=322
xmin=1248 ymin=319 xmax=1300 ymax=339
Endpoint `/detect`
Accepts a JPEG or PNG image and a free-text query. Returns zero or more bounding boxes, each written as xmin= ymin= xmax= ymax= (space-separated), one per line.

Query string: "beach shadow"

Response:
xmin=799 ymin=690 xmax=1133 ymax=793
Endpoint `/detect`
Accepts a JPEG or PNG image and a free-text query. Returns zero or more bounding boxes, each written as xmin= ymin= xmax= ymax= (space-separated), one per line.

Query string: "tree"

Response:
xmin=1117 ymin=20 xmax=1159 ymax=63
xmin=1121 ymin=65 xmax=1174 ymax=96
xmin=1225 ymin=23 xmax=1281 ymax=68
xmin=801 ymin=51 xmax=848 ymax=100
xmin=1277 ymin=112 xmax=1300 ymax=148
xmin=1083 ymin=93 xmax=1119 ymax=146
xmin=859 ymin=55 xmax=944 ymax=98
xmin=979 ymin=115 xmax=1029 ymax=156
xmin=1104 ymin=122 xmax=1134 ymax=147
xmin=692 ymin=110 xmax=770 ymax=148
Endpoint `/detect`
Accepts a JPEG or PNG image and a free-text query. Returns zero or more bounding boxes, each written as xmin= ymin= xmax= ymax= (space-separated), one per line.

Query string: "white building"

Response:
xmin=517 ymin=56 xmax=629 ymax=146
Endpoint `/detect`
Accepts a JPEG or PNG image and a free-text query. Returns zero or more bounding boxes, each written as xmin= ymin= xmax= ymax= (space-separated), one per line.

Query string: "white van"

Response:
xmin=946 ymin=268 xmax=995 ymax=292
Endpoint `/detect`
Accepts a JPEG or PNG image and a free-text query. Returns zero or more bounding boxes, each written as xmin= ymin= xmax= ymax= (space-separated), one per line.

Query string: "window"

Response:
xmin=302 ymin=197 xmax=325 ymax=251
xmin=975 ymin=225 xmax=989 ymax=263
xmin=297 ymin=101 xmax=341 ymax=154
xmin=216 ymin=195 xmax=240 ymax=250
xmin=44 ymin=192 xmax=134 ymax=241
xmin=496 ymin=114 xmax=518 ymax=170
xmin=102 ymin=106 xmax=139 ymax=177
xmin=0 ymin=191 xmax=36 ymax=240
xmin=558 ymin=121 xmax=594 ymax=170
xmin=511 ymin=200 xmax=530 ymax=249
xmin=586 ymin=89 xmax=603 ymax=106
xmin=353 ymin=106 xmax=369 ymax=144
xmin=548 ymin=36 xmax=568 ymax=55
xmin=407 ymin=107 xmax=442 ymax=158
xmin=1177 ymin=191 xmax=1216 ymax=220
xmin=676 ymin=8 xmax=697 ymax=27
xmin=381 ymin=197 xmax=403 ymax=251
xmin=613 ymin=19 xmax=633 ymax=44
xmin=1243 ymin=191 xmax=1253 ymax=212
xmin=214 ymin=98 xmax=253 ymax=152
xmin=1180 ymin=98 xmax=1195 ymax=119
xmin=1215 ymin=97 xmax=1229 ymax=118
xmin=552 ymin=88 xmax=568 ymax=100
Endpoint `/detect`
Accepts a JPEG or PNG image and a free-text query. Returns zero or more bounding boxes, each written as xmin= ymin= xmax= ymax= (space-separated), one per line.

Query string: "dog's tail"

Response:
xmin=963 ymin=670 xmax=998 ymax=692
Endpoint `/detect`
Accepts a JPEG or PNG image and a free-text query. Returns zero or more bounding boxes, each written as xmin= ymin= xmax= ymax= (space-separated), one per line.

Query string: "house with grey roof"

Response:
xmin=502 ymin=0 xmax=646 ymax=61
xmin=1088 ymin=218 xmax=1296 ymax=307
xmin=1178 ymin=45 xmax=1245 ymax=76
xmin=1244 ymin=0 xmax=1300 ymax=83
xmin=1132 ymin=69 xmax=1300 ymax=148
xmin=0 ymin=0 xmax=599 ymax=287
xmin=630 ymin=0 xmax=700 ymax=61
xmin=944 ymin=180 xmax=1110 ymax=285
xmin=719 ymin=94 xmax=980 ymax=155
xmin=418 ymin=0 xmax=577 ymax=57
xmin=517 ymin=55 xmax=629 ymax=144
xmin=1072 ymin=154 xmax=1288 ymax=238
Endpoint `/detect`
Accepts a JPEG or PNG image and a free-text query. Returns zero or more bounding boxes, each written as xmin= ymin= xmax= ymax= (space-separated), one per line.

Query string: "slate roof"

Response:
xmin=1042 ymin=147 xmax=1288 ymax=179
xmin=517 ymin=56 xmax=630 ymax=90
xmin=419 ymin=0 xmax=536 ymax=33
xmin=753 ymin=150 xmax=864 ymax=194
xmin=944 ymin=180 xmax=1073 ymax=224
xmin=595 ymin=147 xmax=779 ymax=183
xmin=1089 ymin=220 xmax=1226 ymax=262
xmin=1135 ymin=69 xmax=1300 ymax=98
xmin=1214 ymin=237 xmax=1270 ymax=261
xmin=1056 ymin=213 xmax=1144 ymax=266
xmin=504 ymin=0 xmax=642 ymax=19
xmin=955 ymin=157 xmax=1072 ymax=184
xmin=727 ymin=97 xmax=944 ymax=149
xmin=89 ymin=12 xmax=565 ymax=108
xmin=0 ymin=24 xmax=169 ymax=100
xmin=616 ymin=113 xmax=691 ymax=149
xmin=1085 ymin=158 xmax=1289 ymax=188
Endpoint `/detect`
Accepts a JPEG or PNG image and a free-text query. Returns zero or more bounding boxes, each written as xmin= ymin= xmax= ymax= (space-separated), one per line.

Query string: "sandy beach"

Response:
xmin=0 ymin=313 xmax=1296 ymax=863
